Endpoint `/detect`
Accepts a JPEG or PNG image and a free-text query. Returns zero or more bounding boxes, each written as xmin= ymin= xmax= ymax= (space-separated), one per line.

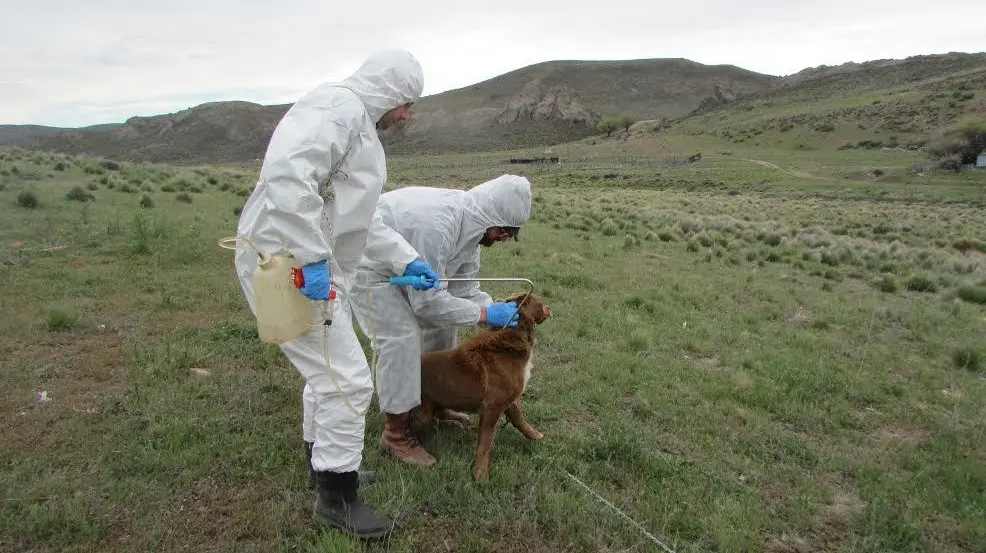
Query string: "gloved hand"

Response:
xmin=484 ymin=301 xmax=519 ymax=328
xmin=402 ymin=258 xmax=441 ymax=291
xmin=299 ymin=260 xmax=331 ymax=300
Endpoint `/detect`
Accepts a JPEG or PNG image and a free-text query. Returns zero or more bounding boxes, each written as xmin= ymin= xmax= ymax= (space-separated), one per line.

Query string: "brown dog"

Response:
xmin=411 ymin=292 xmax=551 ymax=480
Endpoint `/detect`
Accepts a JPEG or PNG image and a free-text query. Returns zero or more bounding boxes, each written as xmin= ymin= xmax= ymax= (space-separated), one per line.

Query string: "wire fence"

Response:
xmin=388 ymin=153 xmax=704 ymax=177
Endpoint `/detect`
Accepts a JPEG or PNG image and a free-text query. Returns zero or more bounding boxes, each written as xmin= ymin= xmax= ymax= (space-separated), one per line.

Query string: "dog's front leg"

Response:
xmin=505 ymin=402 xmax=543 ymax=440
xmin=473 ymin=408 xmax=501 ymax=480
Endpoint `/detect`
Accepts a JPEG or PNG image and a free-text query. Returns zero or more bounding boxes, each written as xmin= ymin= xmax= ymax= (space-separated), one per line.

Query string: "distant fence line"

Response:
xmin=388 ymin=153 xmax=703 ymax=176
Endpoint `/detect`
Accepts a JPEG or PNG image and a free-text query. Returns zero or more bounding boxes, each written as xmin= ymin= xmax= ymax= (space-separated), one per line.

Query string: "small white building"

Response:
xmin=977 ymin=152 xmax=986 ymax=169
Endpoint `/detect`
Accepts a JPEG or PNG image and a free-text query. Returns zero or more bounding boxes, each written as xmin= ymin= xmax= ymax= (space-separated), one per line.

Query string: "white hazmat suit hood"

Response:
xmin=350 ymin=174 xmax=532 ymax=415
xmin=452 ymin=175 xmax=532 ymax=253
xmin=232 ymin=49 xmax=425 ymax=475
xmin=341 ymin=50 xmax=423 ymax=123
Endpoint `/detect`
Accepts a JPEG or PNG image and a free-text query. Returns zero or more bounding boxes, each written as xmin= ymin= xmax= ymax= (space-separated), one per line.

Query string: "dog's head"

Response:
xmin=501 ymin=292 xmax=551 ymax=328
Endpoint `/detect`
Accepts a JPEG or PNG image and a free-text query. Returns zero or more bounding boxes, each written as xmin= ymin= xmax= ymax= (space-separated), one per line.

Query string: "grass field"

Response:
xmin=1 ymin=141 xmax=985 ymax=553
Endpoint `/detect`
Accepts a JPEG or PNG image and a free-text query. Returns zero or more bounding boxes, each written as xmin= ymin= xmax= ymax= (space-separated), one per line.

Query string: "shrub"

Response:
xmin=820 ymin=251 xmax=840 ymax=266
xmin=875 ymin=276 xmax=898 ymax=293
xmin=925 ymin=116 xmax=986 ymax=166
xmin=597 ymin=118 xmax=619 ymax=137
xmin=760 ymin=233 xmax=782 ymax=247
xmin=17 ymin=191 xmax=39 ymax=208
xmin=46 ymin=309 xmax=78 ymax=331
xmin=905 ymin=275 xmax=937 ymax=293
xmin=957 ymin=286 xmax=986 ymax=305
xmin=952 ymin=349 xmax=981 ymax=372
xmin=952 ymin=239 xmax=986 ymax=254
xmin=935 ymin=154 xmax=963 ymax=172
xmin=65 ymin=186 xmax=94 ymax=202
xmin=139 ymin=194 xmax=155 ymax=208
xmin=176 ymin=192 xmax=192 ymax=203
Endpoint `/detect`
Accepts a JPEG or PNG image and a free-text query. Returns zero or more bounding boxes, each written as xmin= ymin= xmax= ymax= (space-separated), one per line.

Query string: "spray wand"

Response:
xmin=389 ymin=275 xmax=535 ymax=328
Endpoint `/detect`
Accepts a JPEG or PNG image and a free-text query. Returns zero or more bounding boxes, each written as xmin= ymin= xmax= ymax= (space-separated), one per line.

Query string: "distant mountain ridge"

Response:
xmin=2 ymin=52 xmax=984 ymax=163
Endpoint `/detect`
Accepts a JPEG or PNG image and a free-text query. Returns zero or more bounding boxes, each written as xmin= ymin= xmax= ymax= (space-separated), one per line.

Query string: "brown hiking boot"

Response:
xmin=380 ymin=412 xmax=436 ymax=467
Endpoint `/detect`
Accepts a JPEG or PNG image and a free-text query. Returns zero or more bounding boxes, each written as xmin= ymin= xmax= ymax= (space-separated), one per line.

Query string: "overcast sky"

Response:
xmin=1 ymin=0 xmax=982 ymax=128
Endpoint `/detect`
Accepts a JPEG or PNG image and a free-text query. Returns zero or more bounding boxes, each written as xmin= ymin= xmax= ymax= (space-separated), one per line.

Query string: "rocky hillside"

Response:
xmin=0 ymin=102 xmax=290 ymax=165
xmin=380 ymin=58 xmax=773 ymax=154
xmin=2 ymin=52 xmax=984 ymax=163
xmin=672 ymin=52 xmax=986 ymax=150
xmin=0 ymin=58 xmax=773 ymax=163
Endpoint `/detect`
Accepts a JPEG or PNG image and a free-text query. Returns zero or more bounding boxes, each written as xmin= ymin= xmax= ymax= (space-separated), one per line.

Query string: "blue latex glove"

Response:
xmin=402 ymin=258 xmax=441 ymax=291
xmin=484 ymin=301 xmax=519 ymax=328
xmin=299 ymin=260 xmax=331 ymax=300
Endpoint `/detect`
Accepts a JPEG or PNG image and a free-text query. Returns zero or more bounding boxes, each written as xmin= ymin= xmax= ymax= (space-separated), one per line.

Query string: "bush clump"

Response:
xmin=956 ymin=286 xmax=986 ymax=305
xmin=905 ymin=275 xmax=937 ymax=293
xmin=925 ymin=116 xmax=986 ymax=171
xmin=952 ymin=349 xmax=981 ymax=372
xmin=17 ymin=191 xmax=39 ymax=208
xmin=65 ymin=186 xmax=95 ymax=202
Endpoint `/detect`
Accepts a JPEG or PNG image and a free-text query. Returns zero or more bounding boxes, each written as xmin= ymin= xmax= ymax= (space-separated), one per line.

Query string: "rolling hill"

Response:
xmin=0 ymin=58 xmax=774 ymax=163
xmin=2 ymin=52 xmax=985 ymax=164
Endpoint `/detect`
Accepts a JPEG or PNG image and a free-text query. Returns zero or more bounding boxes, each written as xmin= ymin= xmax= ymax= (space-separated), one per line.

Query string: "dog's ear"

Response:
xmin=504 ymin=292 xmax=528 ymax=304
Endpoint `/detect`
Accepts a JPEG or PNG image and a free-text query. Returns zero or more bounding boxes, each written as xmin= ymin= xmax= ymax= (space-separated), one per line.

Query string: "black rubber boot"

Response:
xmin=306 ymin=442 xmax=376 ymax=489
xmin=313 ymin=471 xmax=394 ymax=539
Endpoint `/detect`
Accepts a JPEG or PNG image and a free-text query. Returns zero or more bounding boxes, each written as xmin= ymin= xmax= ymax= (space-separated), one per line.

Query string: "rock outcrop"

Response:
xmin=496 ymin=80 xmax=597 ymax=126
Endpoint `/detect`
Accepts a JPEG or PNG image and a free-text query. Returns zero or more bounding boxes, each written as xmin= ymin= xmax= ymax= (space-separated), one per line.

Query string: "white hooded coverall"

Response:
xmin=233 ymin=50 xmax=424 ymax=473
xmin=349 ymin=174 xmax=533 ymax=414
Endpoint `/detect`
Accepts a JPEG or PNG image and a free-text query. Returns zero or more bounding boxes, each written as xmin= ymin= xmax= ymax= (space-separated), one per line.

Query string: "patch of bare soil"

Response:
xmin=565 ymin=410 xmax=601 ymax=429
xmin=870 ymin=424 xmax=932 ymax=446
xmin=787 ymin=306 xmax=814 ymax=326
xmin=764 ymin=487 xmax=866 ymax=553
xmin=1 ymin=330 xmax=129 ymax=454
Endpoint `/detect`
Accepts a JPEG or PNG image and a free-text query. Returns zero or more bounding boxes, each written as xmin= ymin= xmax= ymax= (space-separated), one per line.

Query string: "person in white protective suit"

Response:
xmin=232 ymin=49 xmax=442 ymax=540
xmin=349 ymin=174 xmax=533 ymax=467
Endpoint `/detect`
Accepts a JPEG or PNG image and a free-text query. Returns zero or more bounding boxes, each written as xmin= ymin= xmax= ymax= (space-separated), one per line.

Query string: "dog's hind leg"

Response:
xmin=505 ymin=402 xmax=543 ymax=440
xmin=472 ymin=407 xmax=503 ymax=480
xmin=436 ymin=407 xmax=472 ymax=427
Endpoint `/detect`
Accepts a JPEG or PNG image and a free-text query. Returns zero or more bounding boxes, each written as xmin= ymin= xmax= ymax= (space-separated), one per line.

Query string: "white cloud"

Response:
xmin=1 ymin=0 xmax=982 ymax=127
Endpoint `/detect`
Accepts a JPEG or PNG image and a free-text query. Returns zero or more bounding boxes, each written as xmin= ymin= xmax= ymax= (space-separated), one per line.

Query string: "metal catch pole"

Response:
xmin=389 ymin=276 xmax=534 ymax=329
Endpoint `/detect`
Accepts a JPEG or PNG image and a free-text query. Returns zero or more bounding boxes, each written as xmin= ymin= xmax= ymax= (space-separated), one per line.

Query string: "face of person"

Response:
xmin=377 ymin=103 xmax=413 ymax=131
xmin=480 ymin=227 xmax=514 ymax=247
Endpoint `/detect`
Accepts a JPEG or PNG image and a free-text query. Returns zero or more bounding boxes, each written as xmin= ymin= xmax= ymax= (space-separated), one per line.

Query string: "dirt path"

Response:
xmin=744 ymin=158 xmax=824 ymax=180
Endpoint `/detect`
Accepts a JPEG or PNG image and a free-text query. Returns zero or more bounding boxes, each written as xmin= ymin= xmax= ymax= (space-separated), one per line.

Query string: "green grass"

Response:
xmin=1 ymin=143 xmax=985 ymax=553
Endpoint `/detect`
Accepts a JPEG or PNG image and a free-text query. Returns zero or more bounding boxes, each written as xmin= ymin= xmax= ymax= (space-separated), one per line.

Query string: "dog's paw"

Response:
xmin=472 ymin=467 xmax=489 ymax=480
xmin=527 ymin=429 xmax=543 ymax=440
